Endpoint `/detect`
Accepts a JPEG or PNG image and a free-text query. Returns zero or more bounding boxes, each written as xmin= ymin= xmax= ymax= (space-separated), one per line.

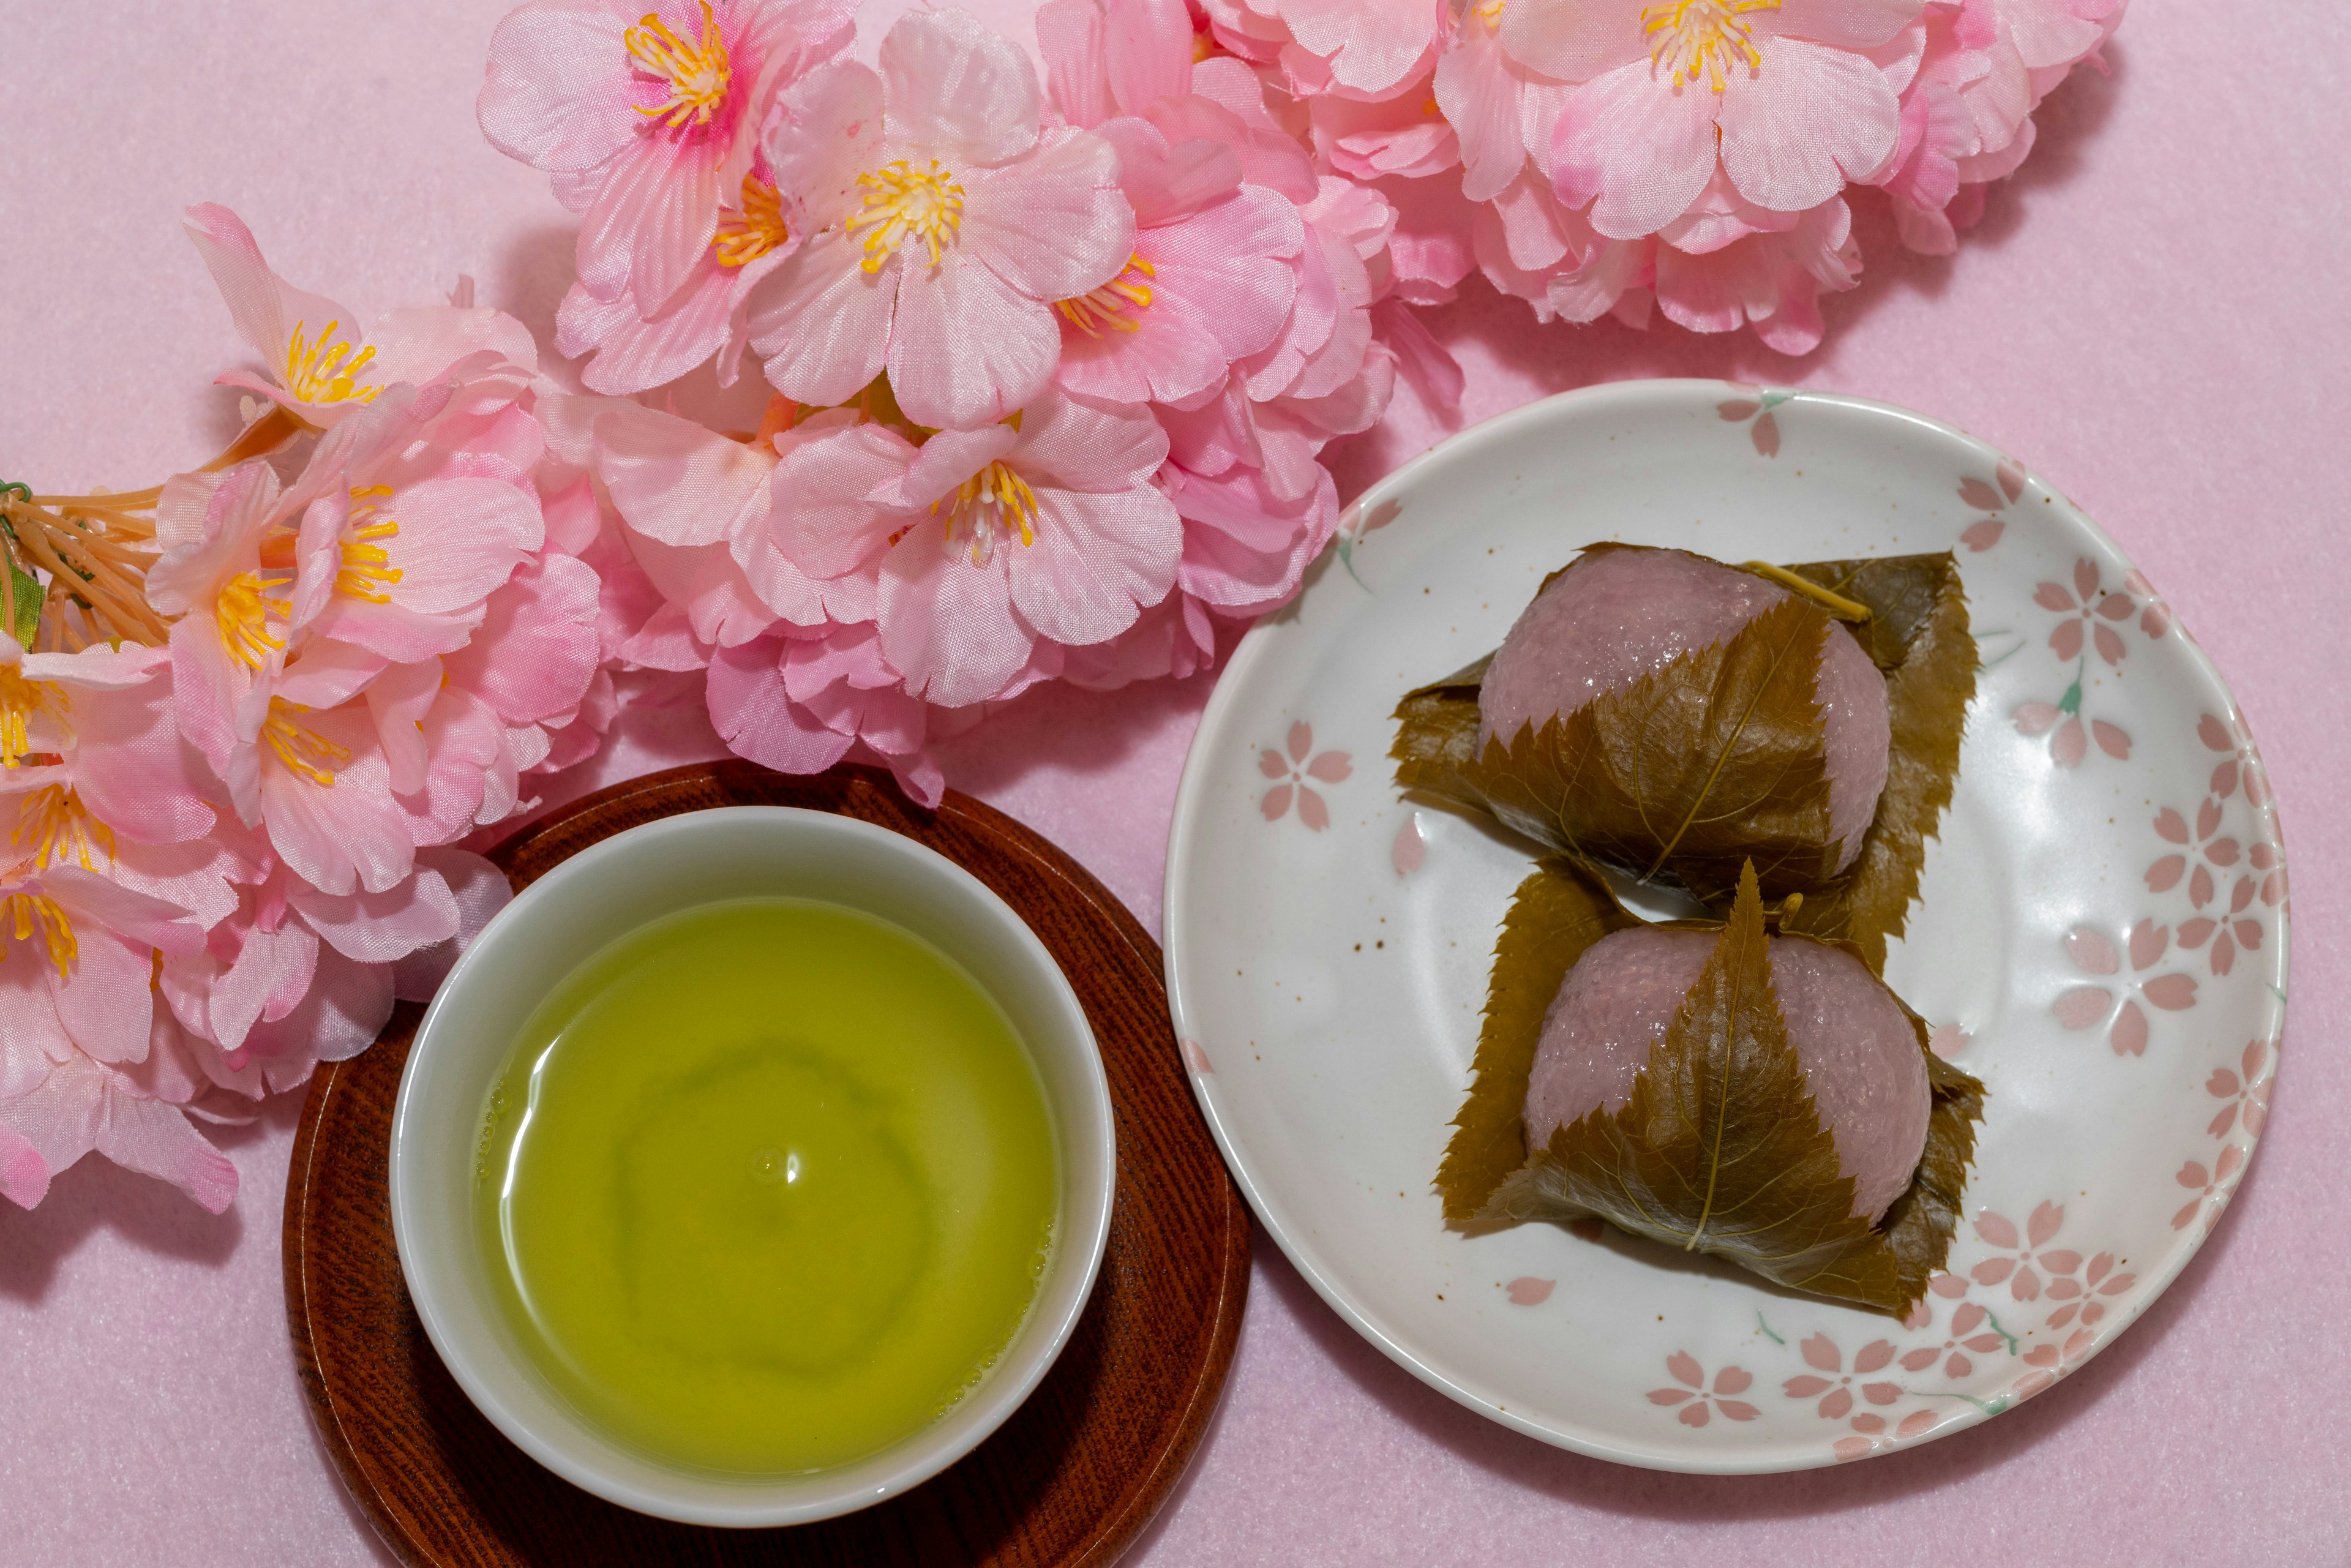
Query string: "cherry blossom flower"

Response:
xmin=1504 ymin=0 xmax=1920 ymax=241
xmin=0 ymin=856 xmax=227 ymax=1210
xmin=1259 ymin=720 xmax=1350 ymax=829
xmin=2206 ymin=1037 xmax=2275 ymax=1139
xmin=1648 ymin=1350 xmax=1758 ymax=1425
xmin=161 ymin=847 xmax=460 ymax=1070
xmin=749 ymin=10 xmax=1136 ymax=430
xmin=479 ymin=0 xmax=855 ymax=378
xmin=183 ymin=205 xmax=537 ymax=428
xmin=2172 ymin=1144 xmax=2246 ymax=1234
xmin=706 ymin=621 xmax=945 ymax=806
xmin=552 ymin=149 xmax=804 ymax=392
xmin=1202 ymin=0 xmax=1449 ymax=103
xmin=0 ymin=642 xmax=217 ymax=852
xmin=873 ymin=390 xmax=1182 ymax=705
xmin=2055 ymin=922 xmax=2197 ymax=1056
xmin=1783 ymin=1332 xmax=1901 ymax=1419
xmin=1049 ymin=115 xmax=1305 ymax=408
xmin=1899 ymin=1299 xmax=2011 ymax=1378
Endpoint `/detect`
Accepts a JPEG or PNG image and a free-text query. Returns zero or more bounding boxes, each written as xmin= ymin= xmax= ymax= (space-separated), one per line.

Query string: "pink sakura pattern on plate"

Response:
xmin=1957 ymin=459 xmax=2028 ymax=552
xmin=1258 ymin=721 xmax=1351 ymax=830
xmin=1967 ymin=1201 xmax=2087 ymax=1304
xmin=1179 ymin=1037 xmax=1213 ymax=1074
xmin=1900 ymin=1300 xmax=2011 ymax=1379
xmin=1504 ymin=1277 xmax=1554 ymax=1306
xmin=2201 ymin=710 xmax=2276 ymax=814
xmin=2172 ymin=1144 xmax=2248 ymax=1234
xmin=2207 ymin=1037 xmax=2276 ymax=1138
xmin=2012 ymin=1326 xmax=2099 ymax=1401
xmin=2044 ymin=1251 xmax=2136 ymax=1332
xmin=1716 ymin=384 xmax=1790 ymax=458
xmin=1777 ymin=1332 xmax=1951 ymax=1462
xmin=1648 ymin=1352 xmax=1758 ymax=1427
xmin=1391 ymin=814 xmax=1425 ymax=876
xmin=2148 ymin=798 xmax=2267 ymax=977
xmin=1782 ymin=1333 xmax=1900 ymax=1422
xmin=2035 ymin=557 xmax=2140 ymax=668
xmin=2055 ymin=923 xmax=2199 ymax=1056
xmin=2124 ymin=569 xmax=2176 ymax=639
xmin=2012 ymin=555 xmax=2170 ymax=767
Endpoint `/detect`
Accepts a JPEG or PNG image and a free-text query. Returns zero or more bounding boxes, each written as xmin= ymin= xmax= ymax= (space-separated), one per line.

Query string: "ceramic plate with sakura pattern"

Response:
xmin=1162 ymin=380 xmax=2289 ymax=1472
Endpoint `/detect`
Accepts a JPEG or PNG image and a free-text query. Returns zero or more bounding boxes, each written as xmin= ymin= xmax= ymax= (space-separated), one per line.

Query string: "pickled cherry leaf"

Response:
xmin=1395 ymin=568 xmax=1842 ymax=904
xmin=1392 ymin=546 xmax=1975 ymax=968
xmin=1772 ymin=553 xmax=1976 ymax=970
xmin=1436 ymin=855 xmax=1639 ymax=1223
xmin=1450 ymin=861 xmax=1984 ymax=1317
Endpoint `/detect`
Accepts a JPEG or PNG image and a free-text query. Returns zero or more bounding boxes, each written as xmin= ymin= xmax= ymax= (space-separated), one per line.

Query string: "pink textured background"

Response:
xmin=2 ymin=2 xmax=2343 ymax=1561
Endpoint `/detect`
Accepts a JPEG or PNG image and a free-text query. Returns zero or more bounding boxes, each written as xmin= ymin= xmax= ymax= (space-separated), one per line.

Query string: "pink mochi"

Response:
xmin=1521 ymin=926 xmax=1932 ymax=1224
xmin=1477 ymin=547 xmax=1891 ymax=871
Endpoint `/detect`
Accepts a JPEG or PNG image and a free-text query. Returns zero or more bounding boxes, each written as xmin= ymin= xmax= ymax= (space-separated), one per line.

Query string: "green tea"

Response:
xmin=472 ymin=896 xmax=1058 ymax=1476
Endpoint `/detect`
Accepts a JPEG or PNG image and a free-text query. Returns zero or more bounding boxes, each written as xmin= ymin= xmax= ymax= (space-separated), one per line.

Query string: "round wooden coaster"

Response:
xmin=284 ymin=761 xmax=1250 ymax=1567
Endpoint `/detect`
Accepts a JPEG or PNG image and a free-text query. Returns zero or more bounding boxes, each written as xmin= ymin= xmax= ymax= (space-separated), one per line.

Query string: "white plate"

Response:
xmin=1163 ymin=380 xmax=2289 ymax=1472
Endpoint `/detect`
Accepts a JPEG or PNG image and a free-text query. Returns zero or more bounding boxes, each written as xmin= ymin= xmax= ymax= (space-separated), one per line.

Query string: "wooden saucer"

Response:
xmin=283 ymin=761 xmax=1250 ymax=1566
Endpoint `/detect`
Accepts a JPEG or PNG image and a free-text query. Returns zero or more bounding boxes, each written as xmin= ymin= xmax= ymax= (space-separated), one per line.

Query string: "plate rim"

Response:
xmin=1161 ymin=376 xmax=2289 ymax=1474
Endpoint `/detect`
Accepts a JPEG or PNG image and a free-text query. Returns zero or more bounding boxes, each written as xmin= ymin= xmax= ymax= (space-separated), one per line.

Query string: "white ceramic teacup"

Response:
xmin=388 ymin=806 xmax=1115 ymax=1527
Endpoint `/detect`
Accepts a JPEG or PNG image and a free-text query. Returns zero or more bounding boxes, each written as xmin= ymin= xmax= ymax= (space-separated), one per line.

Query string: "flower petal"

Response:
xmin=1719 ymin=37 xmax=1900 ymax=212
xmin=880 ymin=9 xmax=1041 ymax=167
xmin=887 ymin=258 xmax=1061 ymax=430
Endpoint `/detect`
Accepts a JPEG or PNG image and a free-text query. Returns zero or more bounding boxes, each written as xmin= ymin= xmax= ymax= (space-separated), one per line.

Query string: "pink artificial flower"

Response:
xmin=1307 ymin=76 xmax=1459 ymax=182
xmin=1202 ymin=0 xmax=1449 ymax=102
xmin=160 ymin=849 xmax=460 ymax=1071
xmin=1505 ymin=0 xmax=1921 ymax=238
xmin=1051 ymin=114 xmax=1304 ymax=407
xmin=768 ymin=386 xmax=1182 ymax=707
xmin=479 ymin=0 xmax=855 ymax=361
xmin=0 ymin=859 xmax=228 ymax=1211
xmin=585 ymin=392 xmax=871 ymax=636
xmin=553 ymin=149 xmax=801 ymax=392
xmin=749 ymin=10 xmax=1136 ymax=430
xmin=1434 ymin=1 xmax=1573 ymax=204
xmin=1538 ymin=189 xmax=1861 ymax=354
xmin=707 ymin=621 xmax=945 ymax=805
xmin=183 ymin=205 xmax=537 ymax=428
xmin=0 ymin=640 xmax=215 ymax=847
xmin=149 ymin=375 xmax=543 ymax=766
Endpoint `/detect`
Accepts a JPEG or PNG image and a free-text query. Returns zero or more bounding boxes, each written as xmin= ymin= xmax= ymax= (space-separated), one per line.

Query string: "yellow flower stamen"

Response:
xmin=626 ymin=1 xmax=732 ymax=131
xmin=253 ymin=484 xmax=403 ymax=604
xmin=714 ymin=174 xmax=789 ymax=267
xmin=0 ymin=667 xmax=70 ymax=768
xmin=847 ymin=160 xmax=966 ymax=274
xmin=216 ymin=570 xmax=292 ymax=670
xmin=261 ymin=698 xmax=348 ymax=787
xmin=1641 ymin=0 xmax=1780 ymax=92
xmin=931 ymin=460 xmax=1043 ymax=564
xmin=12 ymin=784 xmax=113 ymax=872
xmin=1 ymin=890 xmax=75 ymax=978
xmin=283 ymin=319 xmax=381 ymax=405
xmin=1056 ymin=253 xmax=1156 ymax=337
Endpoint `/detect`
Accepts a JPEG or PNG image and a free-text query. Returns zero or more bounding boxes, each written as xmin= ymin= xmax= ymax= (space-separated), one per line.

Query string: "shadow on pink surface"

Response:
xmin=0 ymin=1099 xmax=294 ymax=1302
